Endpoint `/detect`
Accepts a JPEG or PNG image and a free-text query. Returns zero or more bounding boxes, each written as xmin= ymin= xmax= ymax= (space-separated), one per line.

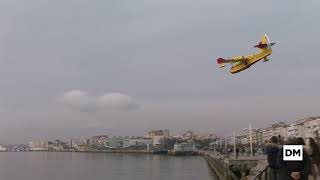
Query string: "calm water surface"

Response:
xmin=0 ymin=152 xmax=216 ymax=180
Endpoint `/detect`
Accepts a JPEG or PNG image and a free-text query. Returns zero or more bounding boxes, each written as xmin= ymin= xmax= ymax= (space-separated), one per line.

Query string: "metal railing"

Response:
xmin=251 ymin=166 xmax=268 ymax=180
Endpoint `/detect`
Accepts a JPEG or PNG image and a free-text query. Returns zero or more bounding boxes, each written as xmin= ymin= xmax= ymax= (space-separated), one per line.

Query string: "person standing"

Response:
xmin=266 ymin=136 xmax=281 ymax=180
xmin=279 ymin=137 xmax=311 ymax=180
xmin=305 ymin=137 xmax=320 ymax=180
xmin=236 ymin=148 xmax=239 ymax=158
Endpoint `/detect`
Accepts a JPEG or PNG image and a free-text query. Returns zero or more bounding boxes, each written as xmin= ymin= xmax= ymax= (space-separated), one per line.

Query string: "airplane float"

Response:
xmin=217 ymin=34 xmax=275 ymax=74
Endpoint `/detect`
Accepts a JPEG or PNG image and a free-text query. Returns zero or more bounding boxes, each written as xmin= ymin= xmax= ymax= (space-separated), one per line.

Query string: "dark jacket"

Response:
xmin=266 ymin=142 xmax=281 ymax=169
xmin=279 ymin=147 xmax=311 ymax=180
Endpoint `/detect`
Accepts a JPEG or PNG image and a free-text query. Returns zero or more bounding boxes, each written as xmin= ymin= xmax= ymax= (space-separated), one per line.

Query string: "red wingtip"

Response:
xmin=217 ymin=58 xmax=224 ymax=64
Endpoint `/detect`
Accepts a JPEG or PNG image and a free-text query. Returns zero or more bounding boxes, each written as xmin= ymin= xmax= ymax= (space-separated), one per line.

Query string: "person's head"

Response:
xmin=296 ymin=137 xmax=305 ymax=145
xmin=306 ymin=138 xmax=311 ymax=146
xmin=308 ymin=137 xmax=316 ymax=145
xmin=307 ymin=137 xmax=320 ymax=153
xmin=286 ymin=136 xmax=297 ymax=145
xmin=270 ymin=136 xmax=278 ymax=144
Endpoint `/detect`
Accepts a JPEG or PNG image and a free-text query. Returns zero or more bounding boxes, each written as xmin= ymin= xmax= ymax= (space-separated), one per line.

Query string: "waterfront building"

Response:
xmin=240 ymin=137 xmax=248 ymax=145
xmin=182 ymin=130 xmax=195 ymax=140
xmin=0 ymin=145 xmax=7 ymax=151
xmin=303 ymin=117 xmax=320 ymax=140
xmin=286 ymin=117 xmax=320 ymax=140
xmin=287 ymin=119 xmax=305 ymax=138
xmin=261 ymin=127 xmax=273 ymax=143
xmin=287 ymin=117 xmax=313 ymax=138
xmin=71 ymin=139 xmax=89 ymax=151
xmin=226 ymin=136 xmax=233 ymax=146
xmin=104 ymin=136 xmax=152 ymax=149
xmin=243 ymin=129 xmax=263 ymax=145
xmin=123 ymin=137 xmax=152 ymax=148
xmin=172 ymin=134 xmax=183 ymax=139
xmin=205 ymin=133 xmax=218 ymax=140
xmin=174 ymin=141 xmax=196 ymax=152
xmin=82 ymin=138 xmax=91 ymax=146
xmin=256 ymin=117 xmax=320 ymax=142
xmin=51 ymin=140 xmax=69 ymax=151
xmin=148 ymin=130 xmax=169 ymax=138
xmin=147 ymin=130 xmax=170 ymax=147
xmin=90 ymin=135 xmax=108 ymax=146
xmin=261 ymin=122 xmax=288 ymax=143
xmin=28 ymin=141 xmax=49 ymax=151
xmin=243 ymin=129 xmax=263 ymax=146
xmin=236 ymin=134 xmax=248 ymax=145
xmin=104 ymin=137 xmax=124 ymax=149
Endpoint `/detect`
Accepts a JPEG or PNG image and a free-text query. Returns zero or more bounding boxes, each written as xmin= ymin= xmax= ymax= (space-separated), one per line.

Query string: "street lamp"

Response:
xmin=243 ymin=122 xmax=253 ymax=157
xmin=233 ymin=132 xmax=236 ymax=157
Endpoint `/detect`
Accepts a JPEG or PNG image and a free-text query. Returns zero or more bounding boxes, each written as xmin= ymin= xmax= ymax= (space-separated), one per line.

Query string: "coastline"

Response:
xmin=1 ymin=149 xmax=200 ymax=156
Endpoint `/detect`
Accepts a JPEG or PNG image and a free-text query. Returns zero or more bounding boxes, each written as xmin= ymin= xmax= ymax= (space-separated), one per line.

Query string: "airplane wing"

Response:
xmin=217 ymin=58 xmax=244 ymax=64
xmin=217 ymin=57 xmax=246 ymax=68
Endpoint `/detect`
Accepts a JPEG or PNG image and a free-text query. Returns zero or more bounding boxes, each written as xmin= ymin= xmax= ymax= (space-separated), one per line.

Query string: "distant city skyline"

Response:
xmin=1 ymin=0 xmax=320 ymax=144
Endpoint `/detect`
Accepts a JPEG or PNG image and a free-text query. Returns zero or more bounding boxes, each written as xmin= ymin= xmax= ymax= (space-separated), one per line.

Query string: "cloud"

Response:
xmin=59 ymin=90 xmax=140 ymax=112
xmin=97 ymin=93 xmax=140 ymax=110
xmin=58 ymin=90 xmax=97 ymax=112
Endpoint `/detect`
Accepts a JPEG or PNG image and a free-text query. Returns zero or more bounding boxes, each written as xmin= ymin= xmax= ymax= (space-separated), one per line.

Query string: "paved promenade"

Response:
xmin=199 ymin=150 xmax=267 ymax=160
xmin=199 ymin=150 xmax=267 ymax=179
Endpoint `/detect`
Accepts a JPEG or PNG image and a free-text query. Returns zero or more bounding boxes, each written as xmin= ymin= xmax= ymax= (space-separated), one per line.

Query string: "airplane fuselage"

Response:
xmin=230 ymin=48 xmax=272 ymax=74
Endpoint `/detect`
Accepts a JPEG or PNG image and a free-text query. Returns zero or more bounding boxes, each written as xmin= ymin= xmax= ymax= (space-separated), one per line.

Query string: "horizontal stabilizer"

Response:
xmin=219 ymin=63 xmax=226 ymax=68
xmin=254 ymin=42 xmax=275 ymax=49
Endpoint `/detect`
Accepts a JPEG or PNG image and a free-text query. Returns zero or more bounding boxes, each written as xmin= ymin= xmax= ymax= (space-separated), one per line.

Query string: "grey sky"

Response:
xmin=0 ymin=0 xmax=319 ymax=143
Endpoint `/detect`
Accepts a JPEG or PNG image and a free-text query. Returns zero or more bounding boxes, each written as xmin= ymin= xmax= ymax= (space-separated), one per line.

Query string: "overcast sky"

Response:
xmin=0 ymin=0 xmax=319 ymax=143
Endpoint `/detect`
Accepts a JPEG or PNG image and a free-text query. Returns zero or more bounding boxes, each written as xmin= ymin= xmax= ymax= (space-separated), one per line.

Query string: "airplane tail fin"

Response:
xmin=217 ymin=58 xmax=226 ymax=68
xmin=254 ymin=34 xmax=275 ymax=49
xmin=265 ymin=34 xmax=276 ymax=47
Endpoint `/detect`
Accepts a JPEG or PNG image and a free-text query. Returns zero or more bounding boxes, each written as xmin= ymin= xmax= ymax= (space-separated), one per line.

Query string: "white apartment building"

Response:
xmin=220 ymin=117 xmax=320 ymax=146
xmin=286 ymin=117 xmax=320 ymax=139
xmin=237 ymin=134 xmax=248 ymax=145
xmin=261 ymin=127 xmax=273 ymax=142
xmin=301 ymin=117 xmax=320 ymax=139
xmin=261 ymin=122 xmax=288 ymax=142
xmin=287 ymin=119 xmax=305 ymax=137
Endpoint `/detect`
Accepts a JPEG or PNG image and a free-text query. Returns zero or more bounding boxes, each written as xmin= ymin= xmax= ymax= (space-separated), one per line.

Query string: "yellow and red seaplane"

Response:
xmin=217 ymin=34 xmax=275 ymax=74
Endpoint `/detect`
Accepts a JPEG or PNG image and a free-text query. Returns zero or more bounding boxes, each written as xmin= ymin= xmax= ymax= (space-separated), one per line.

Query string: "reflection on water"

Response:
xmin=0 ymin=152 xmax=216 ymax=180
